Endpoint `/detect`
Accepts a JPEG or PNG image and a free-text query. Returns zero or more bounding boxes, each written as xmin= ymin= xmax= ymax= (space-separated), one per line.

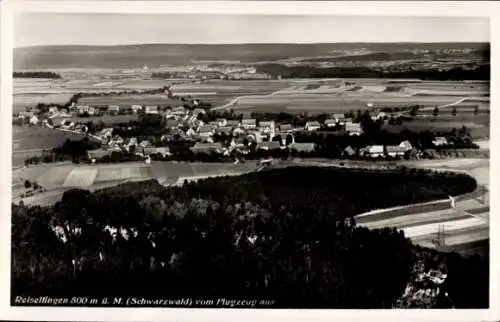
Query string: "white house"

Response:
xmin=324 ymin=119 xmax=337 ymax=128
xmin=145 ymin=105 xmax=159 ymax=115
xmin=29 ymin=115 xmax=39 ymax=125
xmin=363 ymin=145 xmax=385 ymax=158
xmin=305 ymin=121 xmax=321 ymax=131
xmin=432 ymin=137 xmax=449 ymax=146
xmin=242 ymin=119 xmax=257 ymax=130
xmin=345 ymin=122 xmax=363 ymax=136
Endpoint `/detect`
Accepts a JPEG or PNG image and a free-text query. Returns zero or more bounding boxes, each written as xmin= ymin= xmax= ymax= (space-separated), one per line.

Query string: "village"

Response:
xmin=14 ymin=97 xmax=464 ymax=166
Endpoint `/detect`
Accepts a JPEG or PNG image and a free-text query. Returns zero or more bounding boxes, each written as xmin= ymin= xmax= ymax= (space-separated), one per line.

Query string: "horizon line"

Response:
xmin=15 ymin=41 xmax=491 ymax=49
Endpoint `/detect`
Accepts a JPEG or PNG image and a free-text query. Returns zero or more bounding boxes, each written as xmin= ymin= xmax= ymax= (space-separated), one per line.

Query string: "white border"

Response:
xmin=1 ymin=1 xmax=499 ymax=322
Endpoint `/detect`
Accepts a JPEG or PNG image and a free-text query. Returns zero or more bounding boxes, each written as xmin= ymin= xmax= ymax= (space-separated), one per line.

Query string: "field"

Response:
xmin=356 ymin=158 xmax=489 ymax=256
xmin=174 ymin=79 xmax=491 ymax=114
xmin=77 ymin=94 xmax=182 ymax=107
xmin=13 ymin=78 xmax=174 ymax=112
xmin=384 ymin=114 xmax=490 ymax=139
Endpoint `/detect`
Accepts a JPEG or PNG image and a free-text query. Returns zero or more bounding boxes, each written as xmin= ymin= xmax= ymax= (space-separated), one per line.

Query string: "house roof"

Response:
xmin=217 ymin=126 xmax=233 ymax=134
xmin=191 ymin=142 xmax=223 ymax=151
xmin=290 ymin=142 xmax=316 ymax=152
xmin=325 ymin=119 xmax=337 ymax=124
xmin=279 ymin=124 xmax=293 ymax=130
xmin=386 ymin=145 xmax=408 ymax=153
xmin=198 ymin=125 xmax=213 ymax=133
xmin=259 ymin=120 xmax=275 ymax=126
xmin=143 ymin=147 xmax=170 ymax=154
xmin=258 ymin=141 xmax=281 ymax=150
xmin=306 ymin=121 xmax=321 ymax=126
xmin=242 ymin=119 xmax=256 ymax=124
xmin=87 ymin=149 xmax=111 ymax=159
xmin=343 ymin=146 xmax=356 ymax=155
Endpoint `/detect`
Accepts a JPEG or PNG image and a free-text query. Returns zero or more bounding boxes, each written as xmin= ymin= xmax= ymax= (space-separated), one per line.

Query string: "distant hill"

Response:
xmin=14 ymin=42 xmax=490 ymax=70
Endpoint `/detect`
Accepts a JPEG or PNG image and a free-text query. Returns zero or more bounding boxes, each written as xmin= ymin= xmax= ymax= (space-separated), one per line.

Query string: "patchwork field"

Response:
xmin=77 ymin=94 xmax=181 ymax=107
xmin=12 ymin=126 xmax=86 ymax=152
xmin=356 ymin=158 xmax=489 ymax=256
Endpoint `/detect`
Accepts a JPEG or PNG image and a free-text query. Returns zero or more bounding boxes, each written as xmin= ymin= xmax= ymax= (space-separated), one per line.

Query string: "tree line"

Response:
xmin=14 ymin=71 xmax=62 ymax=79
xmin=11 ymin=166 xmax=484 ymax=308
xmin=256 ymin=64 xmax=490 ymax=81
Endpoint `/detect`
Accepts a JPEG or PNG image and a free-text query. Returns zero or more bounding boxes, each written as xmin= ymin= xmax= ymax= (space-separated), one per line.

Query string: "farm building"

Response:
xmin=257 ymin=141 xmax=281 ymax=151
xmin=143 ymin=147 xmax=171 ymax=157
xmin=108 ymin=105 xmax=120 ymax=115
xmin=87 ymin=149 xmax=111 ymax=162
xmin=226 ymin=120 xmax=240 ymax=128
xmin=190 ymin=142 xmax=223 ymax=154
xmin=242 ymin=119 xmax=257 ymax=130
xmin=77 ymin=105 xmax=90 ymax=115
xmin=29 ymin=115 xmax=39 ymax=125
xmin=342 ymin=146 xmax=357 ymax=157
xmin=385 ymin=145 xmax=408 ymax=158
xmin=305 ymin=121 xmax=321 ymax=131
xmin=345 ymin=122 xmax=363 ymax=135
xmin=362 ymin=145 xmax=385 ymax=158
xmin=279 ymin=123 xmax=293 ymax=132
xmin=131 ymin=105 xmax=143 ymax=113
xmin=198 ymin=125 xmax=214 ymax=138
xmin=145 ymin=105 xmax=159 ymax=115
xmin=259 ymin=120 xmax=276 ymax=130
xmin=332 ymin=113 xmax=346 ymax=122
xmin=216 ymin=126 xmax=233 ymax=136
xmin=324 ymin=119 xmax=337 ymax=128
xmin=216 ymin=118 xmax=228 ymax=127
xmin=432 ymin=137 xmax=449 ymax=146
xmin=247 ymin=131 xmax=263 ymax=144
xmin=290 ymin=142 xmax=316 ymax=153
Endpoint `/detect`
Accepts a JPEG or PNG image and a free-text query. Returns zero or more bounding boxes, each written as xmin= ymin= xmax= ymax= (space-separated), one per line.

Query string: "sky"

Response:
xmin=14 ymin=13 xmax=490 ymax=47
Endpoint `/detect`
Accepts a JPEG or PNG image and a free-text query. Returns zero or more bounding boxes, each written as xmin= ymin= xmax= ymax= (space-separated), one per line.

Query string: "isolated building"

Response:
xmin=345 ymin=122 xmax=363 ymax=136
xmin=324 ymin=119 xmax=337 ymax=128
xmin=145 ymin=105 xmax=159 ymax=115
xmin=305 ymin=121 xmax=321 ymax=131
xmin=108 ymin=105 xmax=120 ymax=115
xmin=242 ymin=119 xmax=257 ymax=130
xmin=190 ymin=142 xmax=223 ymax=154
xmin=290 ymin=142 xmax=316 ymax=153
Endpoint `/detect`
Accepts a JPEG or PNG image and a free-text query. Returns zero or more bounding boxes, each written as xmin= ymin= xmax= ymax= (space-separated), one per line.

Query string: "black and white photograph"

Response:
xmin=1 ymin=1 xmax=498 ymax=320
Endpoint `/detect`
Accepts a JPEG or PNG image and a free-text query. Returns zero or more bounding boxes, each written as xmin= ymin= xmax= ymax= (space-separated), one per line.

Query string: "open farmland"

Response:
xmin=356 ymin=158 xmax=489 ymax=256
xmin=205 ymin=79 xmax=490 ymax=114
xmin=78 ymin=94 xmax=182 ymax=107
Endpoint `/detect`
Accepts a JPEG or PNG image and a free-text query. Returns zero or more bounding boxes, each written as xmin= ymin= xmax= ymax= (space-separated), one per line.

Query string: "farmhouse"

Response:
xmin=87 ymin=149 xmax=111 ymax=163
xmin=29 ymin=115 xmax=39 ymax=125
xmin=345 ymin=122 xmax=363 ymax=135
xmin=216 ymin=118 xmax=228 ymax=127
xmin=216 ymin=126 xmax=233 ymax=136
xmin=257 ymin=141 xmax=281 ymax=151
xmin=226 ymin=120 xmax=241 ymax=128
xmin=290 ymin=142 xmax=316 ymax=153
xmin=362 ymin=145 xmax=385 ymax=158
xmin=247 ymin=131 xmax=263 ymax=144
xmin=143 ymin=147 xmax=171 ymax=157
xmin=279 ymin=124 xmax=293 ymax=132
xmin=190 ymin=142 xmax=223 ymax=154
xmin=342 ymin=146 xmax=357 ymax=157
xmin=305 ymin=121 xmax=321 ymax=131
xmin=198 ymin=125 xmax=214 ymax=138
xmin=145 ymin=105 xmax=159 ymax=115
xmin=432 ymin=137 xmax=449 ymax=146
xmin=131 ymin=105 xmax=143 ymax=113
xmin=242 ymin=119 xmax=257 ymax=129
xmin=108 ymin=105 xmax=120 ymax=115
xmin=386 ymin=145 xmax=408 ymax=158
xmin=324 ymin=119 xmax=337 ymax=128
xmin=332 ymin=113 xmax=346 ymax=123
xmin=77 ymin=105 xmax=90 ymax=115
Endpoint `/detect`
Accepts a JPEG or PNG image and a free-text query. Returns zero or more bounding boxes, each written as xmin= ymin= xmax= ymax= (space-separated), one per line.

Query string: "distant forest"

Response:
xmin=11 ymin=167 xmax=488 ymax=308
xmin=256 ymin=64 xmax=491 ymax=81
xmin=13 ymin=71 xmax=62 ymax=79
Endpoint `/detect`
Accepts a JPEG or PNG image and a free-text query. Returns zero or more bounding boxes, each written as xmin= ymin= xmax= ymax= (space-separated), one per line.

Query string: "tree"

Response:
xmin=24 ymin=180 xmax=31 ymax=189
xmin=451 ymin=107 xmax=457 ymax=116
xmin=474 ymin=106 xmax=479 ymax=116
xmin=433 ymin=106 xmax=439 ymax=117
